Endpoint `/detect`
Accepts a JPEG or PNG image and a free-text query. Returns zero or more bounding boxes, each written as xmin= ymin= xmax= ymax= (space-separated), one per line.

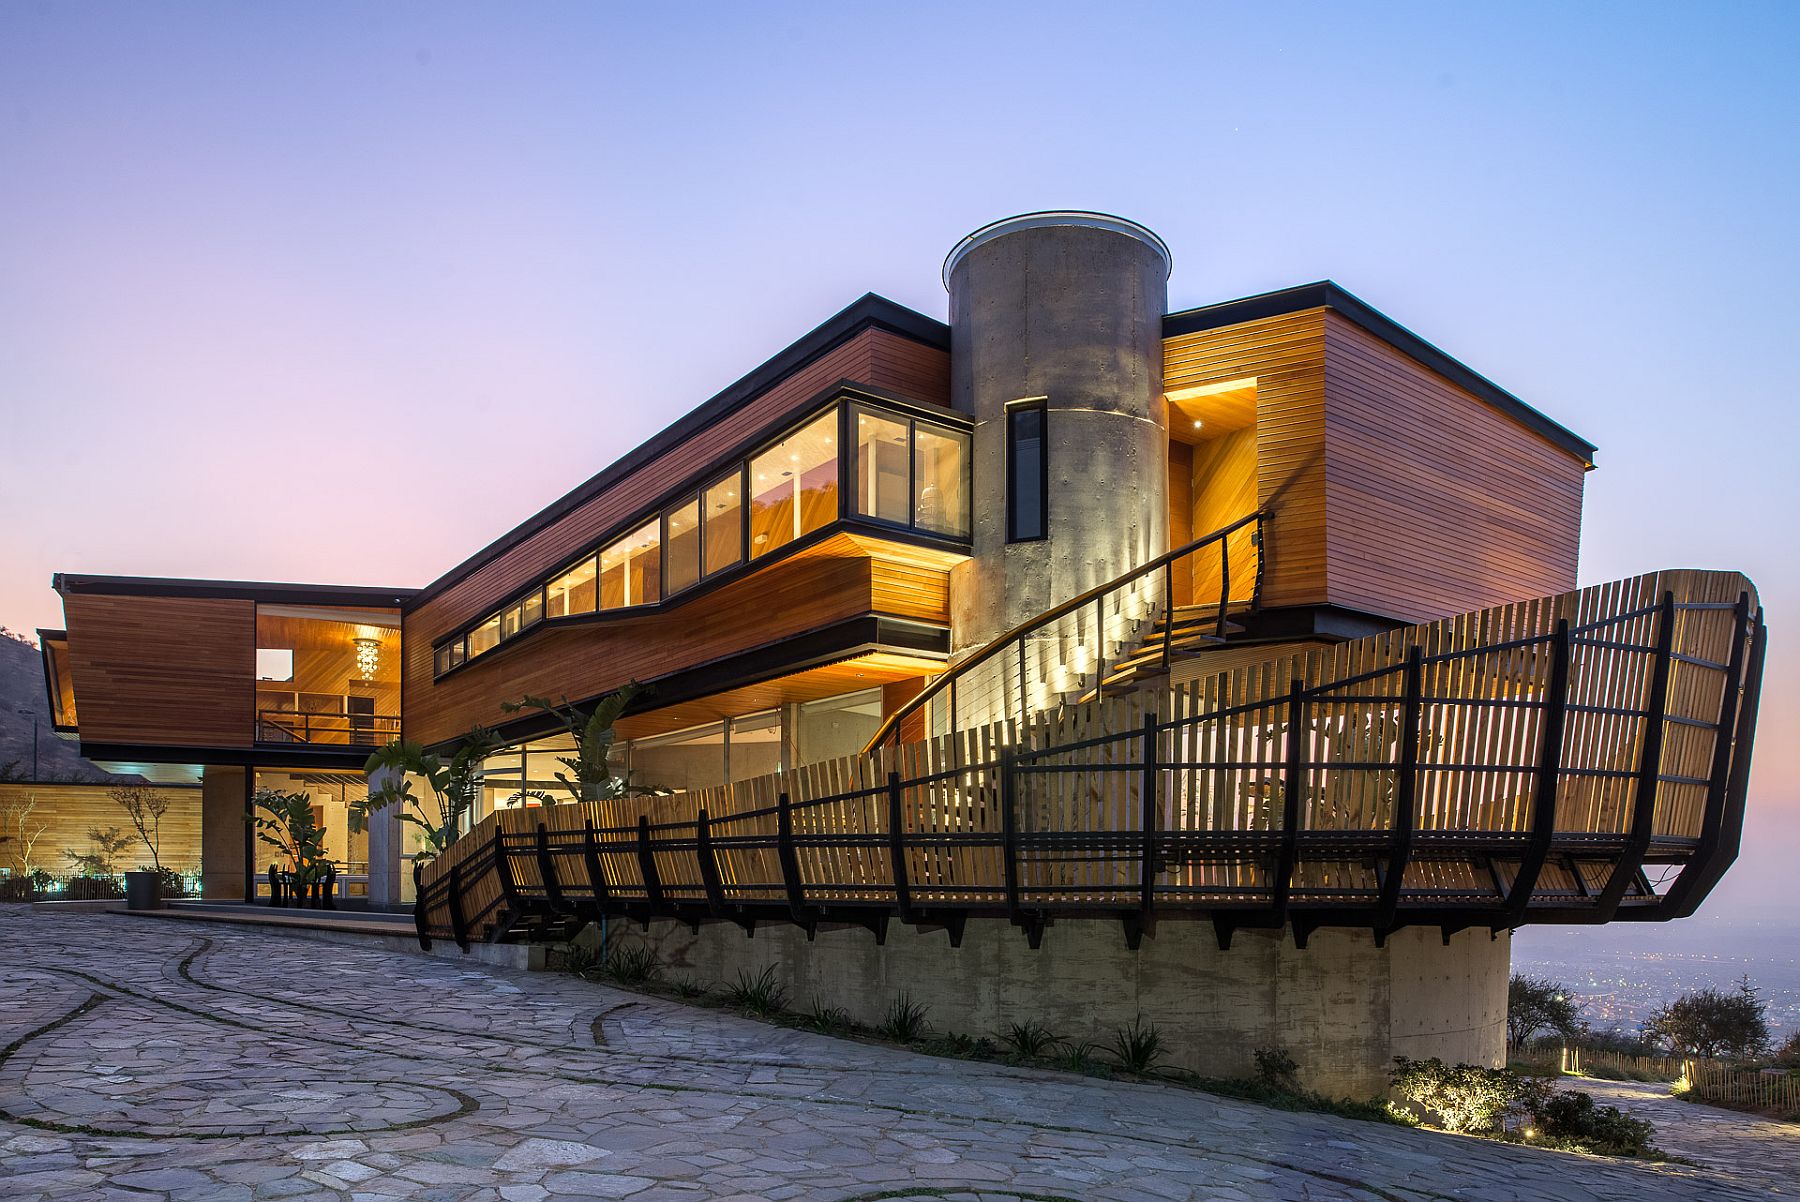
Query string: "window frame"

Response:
xmin=1005 ymin=400 xmax=1049 ymax=543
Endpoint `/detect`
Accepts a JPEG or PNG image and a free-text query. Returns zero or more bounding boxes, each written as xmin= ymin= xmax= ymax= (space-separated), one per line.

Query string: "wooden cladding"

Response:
xmin=405 ymin=533 xmax=953 ymax=747
xmin=1163 ymin=307 xmax=1588 ymax=626
xmin=62 ymin=594 xmax=254 ymax=747
xmin=418 ymin=568 xmax=1762 ymax=946
xmin=0 ymin=782 xmax=203 ymax=876
xmin=1320 ymin=312 xmax=1585 ymax=623
xmin=404 ymin=327 xmax=950 ymax=724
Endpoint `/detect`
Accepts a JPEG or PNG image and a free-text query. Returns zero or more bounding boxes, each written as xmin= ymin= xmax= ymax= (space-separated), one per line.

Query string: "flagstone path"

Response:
xmin=0 ymin=910 xmax=1787 ymax=1201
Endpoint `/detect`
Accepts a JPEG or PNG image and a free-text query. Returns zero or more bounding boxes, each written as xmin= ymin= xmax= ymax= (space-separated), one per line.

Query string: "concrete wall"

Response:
xmin=622 ymin=917 xmax=1508 ymax=1098
xmin=199 ymin=765 xmax=246 ymax=900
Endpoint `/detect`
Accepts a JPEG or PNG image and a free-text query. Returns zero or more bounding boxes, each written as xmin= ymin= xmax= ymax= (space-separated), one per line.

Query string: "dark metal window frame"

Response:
xmin=430 ymin=386 xmax=972 ymax=681
xmin=1006 ymin=399 xmax=1049 ymax=543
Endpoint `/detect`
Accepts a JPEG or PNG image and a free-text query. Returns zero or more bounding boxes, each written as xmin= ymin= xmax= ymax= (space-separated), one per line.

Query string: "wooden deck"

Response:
xmin=415 ymin=568 xmax=1764 ymax=951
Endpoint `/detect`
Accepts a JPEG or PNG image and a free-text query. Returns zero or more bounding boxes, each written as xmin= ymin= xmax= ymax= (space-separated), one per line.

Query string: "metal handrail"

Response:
xmin=257 ymin=708 xmax=401 ymax=746
xmin=863 ymin=509 xmax=1268 ymax=752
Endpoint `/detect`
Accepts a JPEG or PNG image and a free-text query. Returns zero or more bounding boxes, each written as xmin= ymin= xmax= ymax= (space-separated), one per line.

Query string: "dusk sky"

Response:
xmin=3 ymin=4 xmax=1795 ymax=918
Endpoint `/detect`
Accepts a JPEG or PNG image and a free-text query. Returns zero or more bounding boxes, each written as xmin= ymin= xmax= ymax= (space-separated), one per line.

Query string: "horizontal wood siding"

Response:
xmin=1164 ymin=310 xmax=1328 ymax=610
xmin=1322 ymin=312 xmax=1586 ymax=623
xmin=407 ymin=548 xmax=883 ymax=745
xmin=63 ymin=595 xmax=254 ymax=747
xmin=869 ymin=559 xmax=951 ymax=623
xmin=403 ymin=328 xmax=950 ymax=729
xmin=0 ymin=782 xmax=204 ymax=876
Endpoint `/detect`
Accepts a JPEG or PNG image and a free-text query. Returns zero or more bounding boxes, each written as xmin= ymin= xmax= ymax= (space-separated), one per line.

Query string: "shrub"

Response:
xmin=1057 ymin=1040 xmax=1105 ymax=1074
xmin=1528 ymin=1089 xmax=1655 ymax=1156
xmin=0 ymin=875 xmax=35 ymax=902
xmin=878 ymin=993 xmax=931 ymax=1043
xmin=1643 ymin=978 xmax=1770 ymax=1060
xmin=602 ymin=943 xmax=661 ymax=985
xmin=1254 ymin=1046 xmax=1300 ymax=1090
xmin=723 ymin=966 xmax=787 ymax=1016
xmin=803 ymin=999 xmax=851 ymax=1033
xmin=1773 ymin=1031 xmax=1800 ymax=1068
xmin=1111 ymin=1014 xmax=1165 ymax=1075
xmin=669 ymin=977 xmax=706 ymax=1000
xmin=930 ymin=1032 xmax=998 ymax=1060
xmin=1001 ymin=1019 xmax=1063 ymax=1058
xmin=1390 ymin=1058 xmax=1544 ymax=1133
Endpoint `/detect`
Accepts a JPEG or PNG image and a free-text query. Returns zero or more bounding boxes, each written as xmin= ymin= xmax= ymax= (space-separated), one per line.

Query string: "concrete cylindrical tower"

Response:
xmin=944 ymin=211 xmax=1171 ymax=657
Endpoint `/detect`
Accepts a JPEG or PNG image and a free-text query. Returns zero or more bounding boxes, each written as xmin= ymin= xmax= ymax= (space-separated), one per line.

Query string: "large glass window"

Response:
xmin=664 ymin=497 xmax=701 ymax=596
xmin=600 ymin=520 xmax=661 ymax=609
xmin=855 ymin=408 xmax=911 ymax=525
xmin=468 ymin=614 xmax=502 ymax=658
xmin=915 ymin=423 xmax=970 ymax=537
xmin=703 ymin=470 xmax=743 ymax=577
xmin=547 ymin=556 xmax=598 ymax=618
xmin=1007 ymin=403 xmax=1047 ymax=541
xmin=750 ymin=411 xmax=838 ymax=558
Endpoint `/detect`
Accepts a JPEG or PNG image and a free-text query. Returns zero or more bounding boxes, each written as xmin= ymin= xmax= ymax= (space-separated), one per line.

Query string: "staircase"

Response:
xmin=865 ymin=510 xmax=1268 ymax=751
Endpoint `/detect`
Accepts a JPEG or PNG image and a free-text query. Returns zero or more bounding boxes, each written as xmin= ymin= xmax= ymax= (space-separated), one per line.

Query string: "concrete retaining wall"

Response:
xmin=621 ymin=917 xmax=1508 ymax=1098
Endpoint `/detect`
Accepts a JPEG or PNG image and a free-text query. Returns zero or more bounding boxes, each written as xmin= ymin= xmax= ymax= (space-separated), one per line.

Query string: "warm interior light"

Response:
xmin=353 ymin=637 xmax=381 ymax=681
xmin=1192 ymin=419 xmax=1204 ymax=429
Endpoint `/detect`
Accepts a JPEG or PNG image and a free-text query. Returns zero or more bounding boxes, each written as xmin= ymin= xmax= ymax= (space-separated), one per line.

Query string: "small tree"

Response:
xmin=249 ymin=788 xmax=333 ymax=885
xmin=499 ymin=683 xmax=655 ymax=804
xmin=351 ymin=727 xmax=501 ymax=862
xmin=110 ymin=785 xmax=171 ymax=872
xmin=1643 ymin=978 xmax=1770 ymax=1060
xmin=1 ymin=793 xmax=50 ymax=876
xmin=1770 ymin=1030 xmax=1800 ymax=1068
xmin=65 ymin=826 xmax=134 ymax=877
xmin=1508 ymin=974 xmax=1584 ymax=1047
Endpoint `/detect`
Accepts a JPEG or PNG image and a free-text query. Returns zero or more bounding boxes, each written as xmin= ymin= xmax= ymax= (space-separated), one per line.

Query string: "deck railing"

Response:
xmin=864 ymin=511 xmax=1267 ymax=751
xmin=257 ymin=709 xmax=401 ymax=746
xmin=415 ymin=568 xmax=1764 ymax=951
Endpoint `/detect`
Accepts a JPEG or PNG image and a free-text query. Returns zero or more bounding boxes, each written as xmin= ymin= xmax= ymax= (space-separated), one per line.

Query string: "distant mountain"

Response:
xmin=0 ymin=633 xmax=127 ymax=783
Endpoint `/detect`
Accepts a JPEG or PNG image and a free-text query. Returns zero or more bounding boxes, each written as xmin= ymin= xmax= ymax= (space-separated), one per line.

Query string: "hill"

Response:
xmin=0 ymin=632 xmax=125 ymax=783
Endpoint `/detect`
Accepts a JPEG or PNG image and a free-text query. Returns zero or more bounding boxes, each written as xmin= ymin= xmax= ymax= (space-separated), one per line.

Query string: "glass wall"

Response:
xmin=255 ymin=605 xmax=402 ymax=745
xmin=795 ymin=688 xmax=884 ymax=764
xmin=432 ymin=394 xmax=971 ymax=678
xmin=750 ymin=411 xmax=838 ymax=558
xmin=251 ymin=769 xmax=370 ymax=899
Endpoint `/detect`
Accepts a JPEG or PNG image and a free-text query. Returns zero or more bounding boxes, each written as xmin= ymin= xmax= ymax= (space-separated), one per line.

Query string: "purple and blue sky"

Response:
xmin=2 ymin=3 xmax=1794 ymax=919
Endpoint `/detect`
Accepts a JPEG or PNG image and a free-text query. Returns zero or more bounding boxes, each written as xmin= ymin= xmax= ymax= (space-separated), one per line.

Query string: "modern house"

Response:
xmin=41 ymin=213 xmax=1765 ymax=1093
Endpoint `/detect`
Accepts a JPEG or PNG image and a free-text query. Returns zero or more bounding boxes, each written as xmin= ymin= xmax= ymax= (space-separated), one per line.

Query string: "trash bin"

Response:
xmin=124 ymin=870 xmax=163 ymax=911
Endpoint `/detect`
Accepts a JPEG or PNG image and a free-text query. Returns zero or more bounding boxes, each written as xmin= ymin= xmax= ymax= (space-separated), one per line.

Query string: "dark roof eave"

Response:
xmin=1163 ymin=281 xmax=1597 ymax=466
xmin=406 ymin=292 xmax=951 ymax=611
xmin=52 ymin=575 xmax=417 ymax=607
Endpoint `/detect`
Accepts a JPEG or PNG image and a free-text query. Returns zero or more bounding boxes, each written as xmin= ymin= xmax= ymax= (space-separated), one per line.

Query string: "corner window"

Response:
xmin=854 ymin=408 xmax=911 ymax=525
xmin=1007 ymin=403 xmax=1047 ymax=541
xmin=914 ymin=422 xmax=970 ymax=538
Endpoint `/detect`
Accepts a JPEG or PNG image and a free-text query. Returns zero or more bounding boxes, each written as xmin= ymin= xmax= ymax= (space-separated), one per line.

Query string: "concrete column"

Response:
xmin=944 ymin=212 xmax=1172 ymax=661
xmin=199 ymin=765 xmax=247 ymax=900
xmin=364 ymin=766 xmax=405 ymax=910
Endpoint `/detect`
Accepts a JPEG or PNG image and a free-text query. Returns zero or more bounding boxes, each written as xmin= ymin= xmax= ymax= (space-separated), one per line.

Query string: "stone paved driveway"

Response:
xmin=0 ymin=910 xmax=1786 ymax=1201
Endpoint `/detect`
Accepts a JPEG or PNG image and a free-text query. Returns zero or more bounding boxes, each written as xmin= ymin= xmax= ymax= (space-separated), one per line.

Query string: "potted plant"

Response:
xmin=250 ymin=788 xmax=335 ymax=908
xmin=112 ymin=785 xmax=172 ymax=910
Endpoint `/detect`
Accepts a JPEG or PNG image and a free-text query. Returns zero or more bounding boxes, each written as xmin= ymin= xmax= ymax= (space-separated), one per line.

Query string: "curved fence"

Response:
xmin=415 ymin=568 xmax=1764 ymax=951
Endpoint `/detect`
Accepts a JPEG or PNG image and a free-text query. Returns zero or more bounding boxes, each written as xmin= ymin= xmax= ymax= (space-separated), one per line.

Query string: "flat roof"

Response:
xmin=1164 ymin=281 xmax=1597 ymax=465
xmin=53 ymin=574 xmax=417 ymax=608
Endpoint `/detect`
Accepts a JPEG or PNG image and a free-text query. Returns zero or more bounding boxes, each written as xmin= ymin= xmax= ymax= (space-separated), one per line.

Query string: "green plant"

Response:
xmin=1390 ymin=1058 xmax=1545 ymax=1133
xmin=724 ymin=965 xmax=788 ymax=1016
xmin=64 ymin=826 xmax=134 ymax=877
xmin=249 ymin=788 xmax=334 ymax=885
xmin=926 ymin=1032 xmax=998 ymax=1060
xmin=878 ymin=993 xmax=930 ymax=1042
xmin=602 ymin=943 xmax=661 ymax=985
xmin=499 ymin=684 xmax=661 ymax=804
xmin=1775 ymin=1031 xmax=1800 ymax=1067
xmin=804 ymin=998 xmax=852 ymax=1032
xmin=1527 ymin=1089 xmax=1655 ymax=1156
xmin=1001 ymin=1019 xmax=1063 ymax=1058
xmin=1254 ymin=1046 xmax=1300 ymax=1089
xmin=671 ymin=977 xmax=706 ymax=1000
xmin=1057 ymin=1040 xmax=1104 ymax=1073
xmin=1110 ymin=1014 xmax=1165 ymax=1075
xmin=352 ymin=726 xmax=502 ymax=863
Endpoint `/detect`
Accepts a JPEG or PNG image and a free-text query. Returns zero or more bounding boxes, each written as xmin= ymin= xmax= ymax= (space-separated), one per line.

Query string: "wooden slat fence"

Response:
xmin=415 ymin=568 xmax=1764 ymax=950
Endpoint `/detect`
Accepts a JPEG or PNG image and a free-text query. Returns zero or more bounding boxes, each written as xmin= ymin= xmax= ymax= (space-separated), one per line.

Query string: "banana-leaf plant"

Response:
xmin=250 ymin=787 xmax=334 ymax=885
xmin=499 ymin=682 xmax=663 ymax=804
xmin=350 ymin=726 xmax=502 ymax=863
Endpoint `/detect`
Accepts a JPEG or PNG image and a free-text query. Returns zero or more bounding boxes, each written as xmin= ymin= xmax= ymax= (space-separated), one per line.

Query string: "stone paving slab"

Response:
xmin=0 ymin=909 xmax=1787 ymax=1201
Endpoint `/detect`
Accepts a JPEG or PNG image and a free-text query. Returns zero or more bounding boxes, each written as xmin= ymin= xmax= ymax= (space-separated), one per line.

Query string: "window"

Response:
xmin=854 ymin=408 xmax=911 ymax=525
xmin=547 ymin=556 xmax=598 ymax=618
xmin=468 ymin=614 xmax=502 ymax=658
xmin=915 ymin=422 xmax=970 ymax=537
xmin=703 ymin=470 xmax=743 ymax=577
xmin=1007 ymin=403 xmax=1047 ymax=541
xmin=599 ymin=520 xmax=661 ymax=608
xmin=664 ymin=497 xmax=701 ymax=596
xmin=256 ymin=648 xmax=294 ymax=682
xmin=750 ymin=411 xmax=838 ymax=557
